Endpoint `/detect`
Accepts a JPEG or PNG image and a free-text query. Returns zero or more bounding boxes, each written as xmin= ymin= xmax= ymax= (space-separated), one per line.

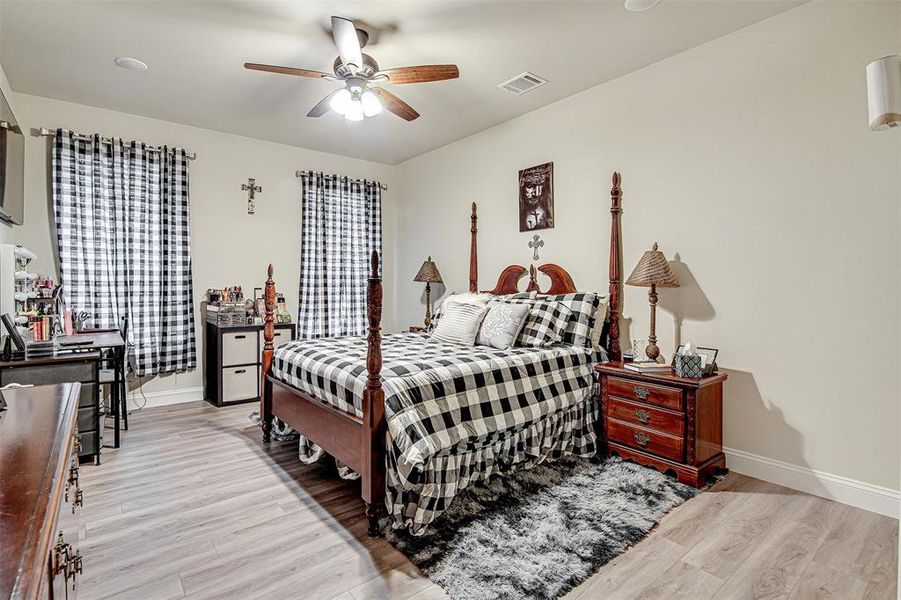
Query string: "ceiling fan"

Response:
xmin=245 ymin=16 xmax=459 ymax=122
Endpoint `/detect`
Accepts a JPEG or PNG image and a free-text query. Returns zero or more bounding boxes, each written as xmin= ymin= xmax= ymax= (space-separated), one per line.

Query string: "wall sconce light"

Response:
xmin=866 ymin=55 xmax=901 ymax=131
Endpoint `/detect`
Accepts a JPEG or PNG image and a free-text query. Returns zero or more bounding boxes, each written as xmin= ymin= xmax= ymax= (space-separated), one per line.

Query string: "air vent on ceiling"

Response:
xmin=498 ymin=72 xmax=548 ymax=95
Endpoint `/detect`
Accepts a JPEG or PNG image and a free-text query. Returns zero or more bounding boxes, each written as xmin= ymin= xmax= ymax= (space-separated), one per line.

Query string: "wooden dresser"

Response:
xmin=204 ymin=322 xmax=295 ymax=407
xmin=596 ymin=362 xmax=727 ymax=487
xmin=0 ymin=383 xmax=84 ymax=599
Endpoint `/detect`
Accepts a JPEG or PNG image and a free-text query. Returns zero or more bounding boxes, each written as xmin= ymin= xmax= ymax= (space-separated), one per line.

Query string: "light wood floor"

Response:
xmin=78 ymin=402 xmax=898 ymax=600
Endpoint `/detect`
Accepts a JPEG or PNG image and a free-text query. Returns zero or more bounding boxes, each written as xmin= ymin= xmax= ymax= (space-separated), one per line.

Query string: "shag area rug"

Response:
xmin=385 ymin=456 xmax=701 ymax=600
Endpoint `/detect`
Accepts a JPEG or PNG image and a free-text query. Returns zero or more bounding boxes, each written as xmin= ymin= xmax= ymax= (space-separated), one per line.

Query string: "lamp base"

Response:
xmin=423 ymin=282 xmax=432 ymax=328
xmin=645 ymin=341 xmax=660 ymax=361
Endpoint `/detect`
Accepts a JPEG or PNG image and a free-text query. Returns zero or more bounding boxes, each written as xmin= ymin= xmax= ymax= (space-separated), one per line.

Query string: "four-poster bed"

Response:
xmin=260 ymin=172 xmax=625 ymax=536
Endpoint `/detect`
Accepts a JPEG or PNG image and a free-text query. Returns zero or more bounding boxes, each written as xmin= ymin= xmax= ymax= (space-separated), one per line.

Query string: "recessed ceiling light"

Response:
xmin=114 ymin=57 xmax=148 ymax=71
xmin=624 ymin=0 xmax=663 ymax=11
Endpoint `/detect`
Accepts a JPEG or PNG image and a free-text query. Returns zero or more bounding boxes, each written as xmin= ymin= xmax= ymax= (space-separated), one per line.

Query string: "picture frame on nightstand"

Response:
xmin=671 ymin=344 xmax=719 ymax=375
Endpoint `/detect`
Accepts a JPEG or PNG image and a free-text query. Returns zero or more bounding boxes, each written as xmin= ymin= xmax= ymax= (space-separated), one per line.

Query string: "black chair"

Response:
xmin=100 ymin=316 xmax=129 ymax=447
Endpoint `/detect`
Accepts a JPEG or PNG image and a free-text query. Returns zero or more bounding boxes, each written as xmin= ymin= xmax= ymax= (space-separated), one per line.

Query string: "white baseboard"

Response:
xmin=113 ymin=391 xmax=900 ymax=519
xmin=725 ymin=447 xmax=899 ymax=519
xmin=127 ymin=386 xmax=204 ymax=408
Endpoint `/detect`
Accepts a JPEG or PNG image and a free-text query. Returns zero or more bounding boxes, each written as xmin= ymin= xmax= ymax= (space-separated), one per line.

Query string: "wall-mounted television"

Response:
xmin=0 ymin=88 xmax=24 ymax=226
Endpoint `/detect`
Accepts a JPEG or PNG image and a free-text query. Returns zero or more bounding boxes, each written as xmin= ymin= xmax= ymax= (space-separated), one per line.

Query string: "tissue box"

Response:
xmin=674 ymin=354 xmax=703 ymax=378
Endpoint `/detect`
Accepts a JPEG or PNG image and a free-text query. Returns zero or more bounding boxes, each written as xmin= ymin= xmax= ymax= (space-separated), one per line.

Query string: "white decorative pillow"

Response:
xmin=430 ymin=292 xmax=494 ymax=330
xmin=476 ymin=301 xmax=530 ymax=349
xmin=430 ymin=301 xmax=490 ymax=345
xmin=586 ymin=295 xmax=610 ymax=349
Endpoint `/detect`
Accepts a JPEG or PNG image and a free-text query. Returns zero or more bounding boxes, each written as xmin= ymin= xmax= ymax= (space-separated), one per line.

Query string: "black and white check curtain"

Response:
xmin=298 ymin=172 xmax=382 ymax=339
xmin=52 ymin=129 xmax=196 ymax=376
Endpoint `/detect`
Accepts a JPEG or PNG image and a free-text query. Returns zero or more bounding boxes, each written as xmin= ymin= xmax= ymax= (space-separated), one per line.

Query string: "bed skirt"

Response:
xmin=388 ymin=394 xmax=599 ymax=535
xmin=250 ymin=393 xmax=599 ymax=535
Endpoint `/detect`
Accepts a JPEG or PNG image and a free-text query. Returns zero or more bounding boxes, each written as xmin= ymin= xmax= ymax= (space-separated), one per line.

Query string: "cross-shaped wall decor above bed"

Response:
xmin=528 ymin=234 xmax=544 ymax=261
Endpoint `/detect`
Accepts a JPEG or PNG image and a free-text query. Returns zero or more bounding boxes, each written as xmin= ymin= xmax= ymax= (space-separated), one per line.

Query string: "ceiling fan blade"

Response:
xmin=373 ymin=87 xmax=419 ymax=121
xmin=381 ymin=65 xmax=460 ymax=85
xmin=244 ymin=63 xmax=331 ymax=79
xmin=308 ymin=90 xmax=340 ymax=117
xmin=331 ymin=16 xmax=363 ymax=72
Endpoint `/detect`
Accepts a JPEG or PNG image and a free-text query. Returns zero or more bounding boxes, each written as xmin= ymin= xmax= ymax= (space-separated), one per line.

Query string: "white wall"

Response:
xmin=12 ymin=93 xmax=396 ymax=399
xmin=394 ymin=1 xmax=901 ymax=492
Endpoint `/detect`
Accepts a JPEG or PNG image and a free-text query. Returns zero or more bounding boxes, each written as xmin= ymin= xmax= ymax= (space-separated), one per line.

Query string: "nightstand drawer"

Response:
xmin=608 ymin=376 xmax=682 ymax=411
xmin=607 ymin=418 xmax=683 ymax=462
xmin=607 ymin=396 xmax=684 ymax=437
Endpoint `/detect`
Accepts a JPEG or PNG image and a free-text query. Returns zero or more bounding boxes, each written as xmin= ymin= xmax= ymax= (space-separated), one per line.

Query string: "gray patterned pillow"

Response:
xmin=476 ymin=302 xmax=530 ymax=349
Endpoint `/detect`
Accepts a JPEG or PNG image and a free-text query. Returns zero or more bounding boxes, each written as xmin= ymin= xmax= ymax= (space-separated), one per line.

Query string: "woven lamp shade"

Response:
xmin=626 ymin=243 xmax=679 ymax=288
xmin=414 ymin=256 xmax=443 ymax=284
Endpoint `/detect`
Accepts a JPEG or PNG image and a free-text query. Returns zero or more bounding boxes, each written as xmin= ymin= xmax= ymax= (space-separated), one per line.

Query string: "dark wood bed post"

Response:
xmin=469 ymin=202 xmax=478 ymax=293
xmin=261 ymin=264 xmax=276 ymax=443
xmin=362 ymin=250 xmax=386 ymax=536
xmin=608 ymin=173 xmax=623 ymax=361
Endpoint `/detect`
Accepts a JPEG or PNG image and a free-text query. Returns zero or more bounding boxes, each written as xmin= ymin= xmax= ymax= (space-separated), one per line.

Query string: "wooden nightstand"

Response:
xmin=595 ymin=362 xmax=727 ymax=487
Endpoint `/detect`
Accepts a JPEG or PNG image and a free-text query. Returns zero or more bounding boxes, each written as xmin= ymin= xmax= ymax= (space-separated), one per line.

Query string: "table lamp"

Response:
xmin=413 ymin=256 xmax=443 ymax=327
xmin=626 ymin=242 xmax=679 ymax=361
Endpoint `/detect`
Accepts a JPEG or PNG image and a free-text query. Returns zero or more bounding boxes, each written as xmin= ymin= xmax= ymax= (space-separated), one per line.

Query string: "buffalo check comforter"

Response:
xmin=270 ymin=332 xmax=604 ymax=534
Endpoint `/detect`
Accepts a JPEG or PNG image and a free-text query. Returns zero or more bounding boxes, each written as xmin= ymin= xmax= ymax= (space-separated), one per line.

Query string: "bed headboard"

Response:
xmin=468 ymin=172 xmax=623 ymax=360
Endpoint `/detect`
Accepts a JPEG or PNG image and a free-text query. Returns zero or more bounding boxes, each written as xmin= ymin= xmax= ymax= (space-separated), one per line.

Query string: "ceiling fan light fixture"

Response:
xmin=361 ymin=90 xmax=382 ymax=117
xmin=330 ymin=88 xmax=351 ymax=115
xmin=624 ymin=0 xmax=663 ymax=11
xmin=344 ymin=100 xmax=364 ymax=122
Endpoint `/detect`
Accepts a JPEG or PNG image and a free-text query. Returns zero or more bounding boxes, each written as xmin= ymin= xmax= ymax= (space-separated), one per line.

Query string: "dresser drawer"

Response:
xmin=608 ymin=376 xmax=682 ymax=411
xmin=607 ymin=418 xmax=684 ymax=462
xmin=222 ymin=331 xmax=258 ymax=366
xmin=607 ymin=396 xmax=684 ymax=437
xmin=222 ymin=365 xmax=259 ymax=403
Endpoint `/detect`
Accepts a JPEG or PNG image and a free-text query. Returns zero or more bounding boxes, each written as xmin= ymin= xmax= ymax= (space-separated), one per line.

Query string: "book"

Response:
xmin=624 ymin=362 xmax=672 ymax=373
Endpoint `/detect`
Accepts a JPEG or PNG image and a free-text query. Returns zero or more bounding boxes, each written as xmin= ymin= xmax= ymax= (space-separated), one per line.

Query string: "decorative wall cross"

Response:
xmin=528 ymin=234 xmax=544 ymax=261
xmin=242 ymin=178 xmax=262 ymax=215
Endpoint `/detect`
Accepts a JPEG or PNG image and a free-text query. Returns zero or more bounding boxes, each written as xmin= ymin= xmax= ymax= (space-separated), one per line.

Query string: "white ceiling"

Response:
xmin=1 ymin=1 xmax=804 ymax=165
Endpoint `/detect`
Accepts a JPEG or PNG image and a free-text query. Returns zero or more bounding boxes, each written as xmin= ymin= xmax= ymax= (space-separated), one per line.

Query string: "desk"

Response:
xmin=0 ymin=353 xmax=102 ymax=464
xmin=62 ymin=331 xmax=127 ymax=448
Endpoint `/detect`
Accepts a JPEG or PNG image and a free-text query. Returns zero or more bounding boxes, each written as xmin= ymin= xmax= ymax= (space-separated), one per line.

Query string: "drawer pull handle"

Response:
xmin=633 ymin=386 xmax=650 ymax=400
xmin=234 ymin=335 xmax=247 ymax=339
xmin=234 ymin=369 xmax=246 ymax=374
xmin=634 ymin=409 xmax=651 ymax=424
xmin=634 ymin=432 xmax=651 ymax=447
xmin=67 ymin=550 xmax=83 ymax=589
xmin=73 ymin=488 xmax=84 ymax=511
xmin=53 ymin=532 xmax=71 ymax=577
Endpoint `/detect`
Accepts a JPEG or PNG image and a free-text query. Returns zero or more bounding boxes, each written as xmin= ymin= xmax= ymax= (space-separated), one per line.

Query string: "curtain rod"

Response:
xmin=296 ymin=169 xmax=387 ymax=190
xmin=34 ymin=128 xmax=197 ymax=160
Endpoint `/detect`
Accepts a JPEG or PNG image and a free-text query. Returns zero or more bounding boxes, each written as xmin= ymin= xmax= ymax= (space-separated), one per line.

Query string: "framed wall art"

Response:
xmin=518 ymin=162 xmax=554 ymax=231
